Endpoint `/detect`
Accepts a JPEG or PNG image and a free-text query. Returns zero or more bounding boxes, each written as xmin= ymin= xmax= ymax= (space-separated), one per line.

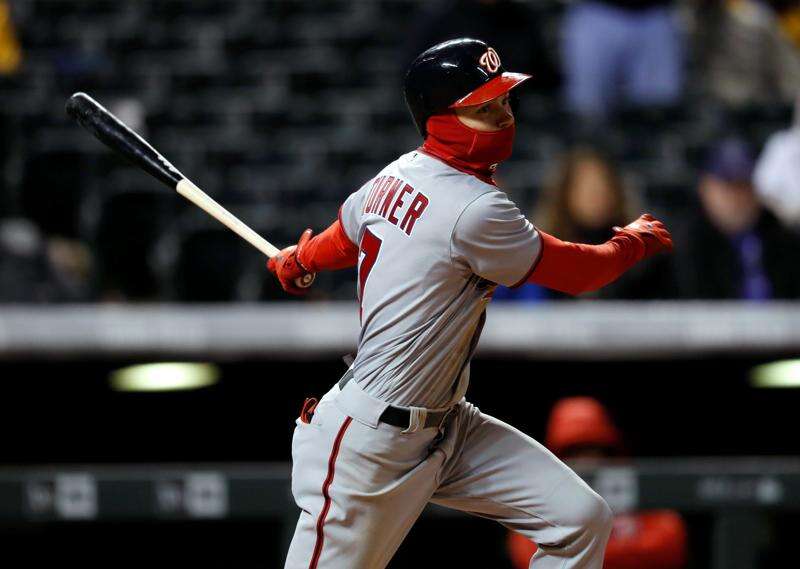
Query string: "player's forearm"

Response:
xmin=297 ymin=218 xmax=359 ymax=272
xmin=527 ymin=231 xmax=645 ymax=295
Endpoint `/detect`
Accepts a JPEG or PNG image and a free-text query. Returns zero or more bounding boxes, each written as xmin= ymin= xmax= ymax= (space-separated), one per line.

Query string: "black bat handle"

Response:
xmin=65 ymin=92 xmax=183 ymax=187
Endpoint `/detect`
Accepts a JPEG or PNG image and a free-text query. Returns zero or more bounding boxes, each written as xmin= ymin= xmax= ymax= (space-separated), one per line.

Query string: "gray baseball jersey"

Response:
xmin=339 ymin=150 xmax=541 ymax=409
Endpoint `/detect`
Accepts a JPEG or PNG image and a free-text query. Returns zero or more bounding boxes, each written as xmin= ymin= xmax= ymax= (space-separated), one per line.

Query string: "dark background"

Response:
xmin=3 ymin=353 xmax=799 ymax=465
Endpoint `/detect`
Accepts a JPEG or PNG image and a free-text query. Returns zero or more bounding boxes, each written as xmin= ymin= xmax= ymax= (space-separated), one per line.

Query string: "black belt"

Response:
xmin=338 ymin=371 xmax=453 ymax=430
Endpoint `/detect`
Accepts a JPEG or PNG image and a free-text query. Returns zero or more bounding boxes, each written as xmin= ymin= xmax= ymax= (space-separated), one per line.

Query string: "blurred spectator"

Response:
xmin=561 ymin=0 xmax=684 ymax=120
xmin=403 ymin=0 xmax=559 ymax=91
xmin=777 ymin=0 xmax=800 ymax=48
xmin=675 ymin=137 xmax=800 ymax=299
xmin=0 ymin=0 xmax=21 ymax=75
xmin=507 ymin=397 xmax=689 ymax=569
xmin=46 ymin=236 xmax=93 ymax=300
xmin=0 ymin=0 xmax=20 ymax=229
xmin=754 ymin=99 xmax=800 ymax=228
xmin=694 ymin=0 xmax=800 ymax=107
xmin=537 ymin=148 xmax=637 ymax=244
xmin=0 ymin=218 xmax=50 ymax=302
xmin=0 ymin=218 xmax=90 ymax=301
xmin=495 ymin=147 xmax=675 ymax=301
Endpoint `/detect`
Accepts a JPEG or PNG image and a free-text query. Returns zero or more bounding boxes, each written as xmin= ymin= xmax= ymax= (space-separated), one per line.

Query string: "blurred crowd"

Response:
xmin=494 ymin=135 xmax=800 ymax=301
xmin=2 ymin=0 xmax=800 ymax=303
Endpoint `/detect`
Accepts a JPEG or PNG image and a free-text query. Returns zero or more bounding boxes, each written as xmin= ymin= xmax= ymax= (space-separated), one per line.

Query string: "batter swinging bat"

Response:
xmin=65 ymin=92 xmax=314 ymax=288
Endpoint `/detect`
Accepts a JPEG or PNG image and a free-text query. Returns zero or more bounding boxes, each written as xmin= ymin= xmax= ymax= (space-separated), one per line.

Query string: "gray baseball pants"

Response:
xmin=284 ymin=378 xmax=612 ymax=569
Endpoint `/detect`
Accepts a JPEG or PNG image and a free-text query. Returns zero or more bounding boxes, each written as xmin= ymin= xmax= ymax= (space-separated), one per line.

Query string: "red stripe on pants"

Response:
xmin=308 ymin=416 xmax=353 ymax=569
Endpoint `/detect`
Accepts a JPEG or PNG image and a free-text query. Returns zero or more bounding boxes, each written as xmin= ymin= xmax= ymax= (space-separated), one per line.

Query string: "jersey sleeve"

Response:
xmin=339 ymin=188 xmax=363 ymax=243
xmin=338 ymin=183 xmax=368 ymax=245
xmin=450 ymin=191 xmax=541 ymax=287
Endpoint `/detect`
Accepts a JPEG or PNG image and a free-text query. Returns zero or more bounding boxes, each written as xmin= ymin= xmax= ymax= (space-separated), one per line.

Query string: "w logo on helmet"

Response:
xmin=479 ymin=47 xmax=501 ymax=73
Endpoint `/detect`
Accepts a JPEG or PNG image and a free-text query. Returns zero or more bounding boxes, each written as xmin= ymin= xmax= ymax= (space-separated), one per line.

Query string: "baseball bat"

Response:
xmin=65 ymin=92 xmax=313 ymax=288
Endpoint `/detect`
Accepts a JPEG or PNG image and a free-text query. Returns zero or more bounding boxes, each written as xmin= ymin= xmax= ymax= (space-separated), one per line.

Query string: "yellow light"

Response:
xmin=750 ymin=360 xmax=800 ymax=388
xmin=110 ymin=363 xmax=219 ymax=392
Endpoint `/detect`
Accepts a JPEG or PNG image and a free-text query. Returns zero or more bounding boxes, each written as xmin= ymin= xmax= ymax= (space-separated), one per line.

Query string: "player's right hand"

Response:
xmin=612 ymin=214 xmax=673 ymax=259
xmin=267 ymin=229 xmax=315 ymax=295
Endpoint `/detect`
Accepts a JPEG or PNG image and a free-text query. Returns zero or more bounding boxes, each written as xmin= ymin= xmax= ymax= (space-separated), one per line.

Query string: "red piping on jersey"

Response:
xmin=511 ymin=233 xmax=545 ymax=288
xmin=337 ymin=205 xmax=354 ymax=246
xmin=308 ymin=415 xmax=353 ymax=569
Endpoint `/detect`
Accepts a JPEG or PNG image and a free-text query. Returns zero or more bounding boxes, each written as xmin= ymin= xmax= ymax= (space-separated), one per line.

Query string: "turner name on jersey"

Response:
xmin=362 ymin=175 xmax=429 ymax=236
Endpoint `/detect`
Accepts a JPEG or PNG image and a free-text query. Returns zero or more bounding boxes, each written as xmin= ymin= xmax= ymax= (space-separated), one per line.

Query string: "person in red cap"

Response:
xmin=508 ymin=397 xmax=689 ymax=569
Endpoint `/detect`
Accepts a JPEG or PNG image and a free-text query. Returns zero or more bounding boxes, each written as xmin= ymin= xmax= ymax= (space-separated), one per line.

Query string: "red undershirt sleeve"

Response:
xmin=297 ymin=217 xmax=360 ymax=272
xmin=527 ymin=230 xmax=646 ymax=296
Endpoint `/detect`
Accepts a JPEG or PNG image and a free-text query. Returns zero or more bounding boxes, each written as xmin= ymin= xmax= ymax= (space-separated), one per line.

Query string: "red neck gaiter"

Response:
xmin=420 ymin=113 xmax=515 ymax=185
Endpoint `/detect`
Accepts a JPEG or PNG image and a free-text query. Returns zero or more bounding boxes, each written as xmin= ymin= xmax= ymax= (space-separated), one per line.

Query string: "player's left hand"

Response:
xmin=612 ymin=213 xmax=673 ymax=259
xmin=267 ymin=228 xmax=315 ymax=295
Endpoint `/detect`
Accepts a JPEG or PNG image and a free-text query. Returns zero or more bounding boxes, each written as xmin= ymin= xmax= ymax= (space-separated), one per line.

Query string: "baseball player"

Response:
xmin=268 ymin=39 xmax=673 ymax=569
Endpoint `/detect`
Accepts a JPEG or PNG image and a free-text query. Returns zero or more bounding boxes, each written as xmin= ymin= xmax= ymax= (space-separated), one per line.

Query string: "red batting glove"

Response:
xmin=612 ymin=213 xmax=673 ymax=259
xmin=267 ymin=228 xmax=314 ymax=295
